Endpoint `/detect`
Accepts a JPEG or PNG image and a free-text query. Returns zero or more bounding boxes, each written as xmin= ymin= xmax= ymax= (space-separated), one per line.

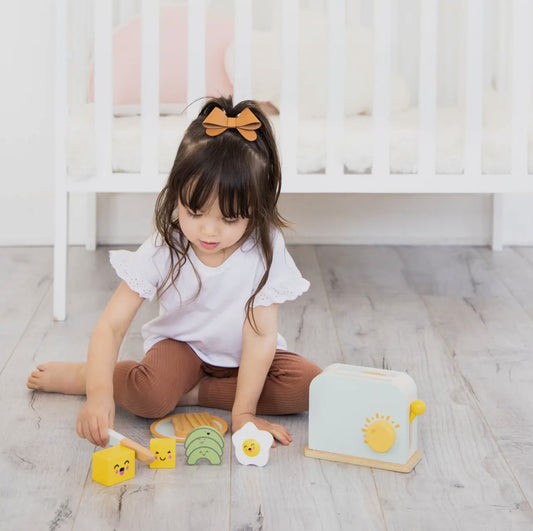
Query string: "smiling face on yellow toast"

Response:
xmin=150 ymin=438 xmax=176 ymax=469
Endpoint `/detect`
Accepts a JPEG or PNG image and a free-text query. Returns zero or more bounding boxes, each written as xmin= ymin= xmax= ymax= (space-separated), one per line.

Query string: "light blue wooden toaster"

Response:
xmin=305 ymin=364 xmax=426 ymax=473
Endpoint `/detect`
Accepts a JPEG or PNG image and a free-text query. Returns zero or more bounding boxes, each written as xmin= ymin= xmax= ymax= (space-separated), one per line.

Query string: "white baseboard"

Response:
xmin=4 ymin=234 xmax=529 ymax=247
xmin=283 ymin=234 xmax=493 ymax=246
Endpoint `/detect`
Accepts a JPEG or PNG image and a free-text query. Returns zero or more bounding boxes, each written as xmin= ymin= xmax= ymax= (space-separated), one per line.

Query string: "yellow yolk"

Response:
xmin=242 ymin=438 xmax=260 ymax=457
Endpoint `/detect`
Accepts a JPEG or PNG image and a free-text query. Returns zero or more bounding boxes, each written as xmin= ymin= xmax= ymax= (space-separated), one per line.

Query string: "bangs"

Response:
xmin=177 ymin=142 xmax=260 ymax=219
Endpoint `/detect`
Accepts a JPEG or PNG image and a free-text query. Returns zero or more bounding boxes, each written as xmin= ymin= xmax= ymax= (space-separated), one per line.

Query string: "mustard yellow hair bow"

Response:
xmin=202 ymin=107 xmax=261 ymax=141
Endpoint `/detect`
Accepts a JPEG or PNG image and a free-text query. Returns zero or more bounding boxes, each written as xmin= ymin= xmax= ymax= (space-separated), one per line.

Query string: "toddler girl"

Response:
xmin=27 ymin=97 xmax=321 ymax=448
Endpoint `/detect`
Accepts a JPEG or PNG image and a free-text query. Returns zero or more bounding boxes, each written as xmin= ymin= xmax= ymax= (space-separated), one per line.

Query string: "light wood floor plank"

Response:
xmin=317 ymin=245 xmax=533 ymax=530
xmin=279 ymin=245 xmax=344 ymax=366
xmin=231 ymin=245 xmax=385 ymax=531
xmin=0 ymin=247 xmax=140 ymax=529
xmin=398 ymin=246 xmax=533 ymax=508
xmin=0 ymin=247 xmax=52 ymax=371
xmin=479 ymin=246 xmax=533 ymax=321
xmin=0 ymin=287 xmax=90 ymax=529
xmin=63 ymin=247 xmax=231 ymax=529
xmin=74 ymin=407 xmax=232 ymax=531
xmin=3 ymin=245 xmax=533 ymax=530
xmin=230 ymin=413 xmax=385 ymax=531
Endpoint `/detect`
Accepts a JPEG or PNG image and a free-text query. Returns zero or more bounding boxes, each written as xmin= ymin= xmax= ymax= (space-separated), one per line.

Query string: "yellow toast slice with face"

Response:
xmin=171 ymin=412 xmax=218 ymax=440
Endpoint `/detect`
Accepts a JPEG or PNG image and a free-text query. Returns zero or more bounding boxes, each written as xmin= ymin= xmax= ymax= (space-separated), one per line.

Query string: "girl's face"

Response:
xmin=178 ymin=198 xmax=249 ymax=266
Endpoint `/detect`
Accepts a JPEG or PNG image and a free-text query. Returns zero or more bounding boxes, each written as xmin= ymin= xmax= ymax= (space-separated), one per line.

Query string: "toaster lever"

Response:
xmin=409 ymin=400 xmax=426 ymax=423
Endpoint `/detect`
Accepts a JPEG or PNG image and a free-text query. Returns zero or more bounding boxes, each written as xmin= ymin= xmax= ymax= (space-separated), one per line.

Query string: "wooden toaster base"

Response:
xmin=304 ymin=447 xmax=422 ymax=473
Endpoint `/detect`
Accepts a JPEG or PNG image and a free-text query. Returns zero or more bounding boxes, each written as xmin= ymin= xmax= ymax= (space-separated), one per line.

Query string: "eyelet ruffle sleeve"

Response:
xmin=252 ymin=229 xmax=310 ymax=307
xmin=253 ymin=277 xmax=310 ymax=307
xmin=109 ymin=234 xmax=163 ymax=301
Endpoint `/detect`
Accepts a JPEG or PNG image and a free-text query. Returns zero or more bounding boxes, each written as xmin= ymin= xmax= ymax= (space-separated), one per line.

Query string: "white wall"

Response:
xmin=1 ymin=1 xmax=533 ymax=248
xmin=0 ymin=1 xmax=55 ymax=245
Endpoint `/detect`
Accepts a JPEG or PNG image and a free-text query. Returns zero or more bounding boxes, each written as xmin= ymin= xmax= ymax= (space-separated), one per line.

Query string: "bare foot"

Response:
xmin=177 ymin=379 xmax=204 ymax=406
xmin=26 ymin=362 xmax=86 ymax=395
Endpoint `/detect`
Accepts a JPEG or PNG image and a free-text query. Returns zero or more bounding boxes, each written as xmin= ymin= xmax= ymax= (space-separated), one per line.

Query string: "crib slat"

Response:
xmin=326 ymin=0 xmax=345 ymax=178
xmin=464 ymin=0 xmax=484 ymax=177
xmin=94 ymin=0 xmax=113 ymax=177
xmin=187 ymin=0 xmax=206 ymax=120
xmin=495 ymin=0 xmax=510 ymax=93
xmin=418 ymin=0 xmax=438 ymax=176
xmin=511 ymin=0 xmax=531 ymax=176
xmin=141 ymin=0 xmax=159 ymax=178
xmin=372 ymin=0 xmax=392 ymax=176
xmin=233 ymin=0 xmax=252 ymax=102
xmin=280 ymin=0 xmax=299 ymax=181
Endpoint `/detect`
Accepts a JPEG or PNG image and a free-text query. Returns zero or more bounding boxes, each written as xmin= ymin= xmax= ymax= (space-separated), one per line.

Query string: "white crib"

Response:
xmin=54 ymin=0 xmax=533 ymax=320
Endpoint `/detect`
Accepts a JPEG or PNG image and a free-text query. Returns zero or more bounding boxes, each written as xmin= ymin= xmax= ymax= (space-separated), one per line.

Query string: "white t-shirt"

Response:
xmin=109 ymin=228 xmax=309 ymax=367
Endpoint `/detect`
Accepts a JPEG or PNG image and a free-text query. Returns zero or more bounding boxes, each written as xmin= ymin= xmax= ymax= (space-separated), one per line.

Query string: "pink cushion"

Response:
xmin=89 ymin=5 xmax=234 ymax=105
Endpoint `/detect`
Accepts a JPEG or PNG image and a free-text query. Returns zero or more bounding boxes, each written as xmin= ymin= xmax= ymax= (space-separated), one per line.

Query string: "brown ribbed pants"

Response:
xmin=113 ymin=338 xmax=322 ymax=419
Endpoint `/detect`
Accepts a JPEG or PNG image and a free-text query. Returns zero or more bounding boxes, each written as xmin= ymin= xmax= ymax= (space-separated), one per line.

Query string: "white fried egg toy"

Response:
xmin=232 ymin=422 xmax=274 ymax=467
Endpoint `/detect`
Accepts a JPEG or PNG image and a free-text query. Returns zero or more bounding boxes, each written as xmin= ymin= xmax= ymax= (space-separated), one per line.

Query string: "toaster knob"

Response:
xmin=409 ymin=400 xmax=426 ymax=423
xmin=364 ymin=420 xmax=396 ymax=453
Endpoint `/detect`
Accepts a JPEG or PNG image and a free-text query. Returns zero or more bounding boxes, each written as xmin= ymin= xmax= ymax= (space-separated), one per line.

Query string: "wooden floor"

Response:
xmin=1 ymin=244 xmax=533 ymax=530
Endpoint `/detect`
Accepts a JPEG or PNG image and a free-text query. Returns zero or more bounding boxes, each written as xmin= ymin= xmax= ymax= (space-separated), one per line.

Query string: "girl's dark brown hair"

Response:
xmin=154 ymin=96 xmax=286 ymax=329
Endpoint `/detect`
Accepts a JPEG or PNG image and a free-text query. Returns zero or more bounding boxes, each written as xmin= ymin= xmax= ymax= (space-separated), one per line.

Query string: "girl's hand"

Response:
xmin=76 ymin=394 xmax=115 ymax=448
xmin=232 ymin=413 xmax=292 ymax=447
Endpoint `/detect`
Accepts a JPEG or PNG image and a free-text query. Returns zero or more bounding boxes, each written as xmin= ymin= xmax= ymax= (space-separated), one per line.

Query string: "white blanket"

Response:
xmin=67 ymin=99 xmax=533 ymax=180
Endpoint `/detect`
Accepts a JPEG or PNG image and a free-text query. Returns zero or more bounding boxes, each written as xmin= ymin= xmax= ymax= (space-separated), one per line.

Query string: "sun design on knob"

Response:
xmin=362 ymin=413 xmax=400 ymax=453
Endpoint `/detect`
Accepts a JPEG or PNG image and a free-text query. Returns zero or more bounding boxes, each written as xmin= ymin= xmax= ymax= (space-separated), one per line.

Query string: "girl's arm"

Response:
xmin=232 ymin=304 xmax=292 ymax=445
xmin=76 ymin=281 xmax=144 ymax=447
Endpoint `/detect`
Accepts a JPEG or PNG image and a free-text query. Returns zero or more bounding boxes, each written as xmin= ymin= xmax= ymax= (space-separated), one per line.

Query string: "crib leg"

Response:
xmin=86 ymin=192 xmax=97 ymax=251
xmin=491 ymin=193 xmax=504 ymax=251
xmin=53 ymin=0 xmax=69 ymax=320
xmin=53 ymin=189 xmax=69 ymax=321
